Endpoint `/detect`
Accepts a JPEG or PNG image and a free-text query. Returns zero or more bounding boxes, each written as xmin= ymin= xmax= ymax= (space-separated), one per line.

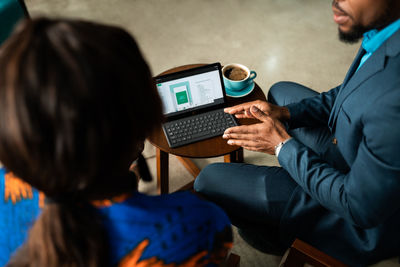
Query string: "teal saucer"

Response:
xmin=225 ymin=82 xmax=255 ymax=98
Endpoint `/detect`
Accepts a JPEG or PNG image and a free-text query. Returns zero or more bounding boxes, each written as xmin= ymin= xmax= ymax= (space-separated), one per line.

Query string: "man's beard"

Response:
xmin=338 ymin=24 xmax=367 ymax=44
xmin=337 ymin=0 xmax=393 ymax=44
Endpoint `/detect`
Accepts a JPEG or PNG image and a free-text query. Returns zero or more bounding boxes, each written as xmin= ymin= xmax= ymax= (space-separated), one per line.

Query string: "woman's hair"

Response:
xmin=0 ymin=17 xmax=163 ymax=266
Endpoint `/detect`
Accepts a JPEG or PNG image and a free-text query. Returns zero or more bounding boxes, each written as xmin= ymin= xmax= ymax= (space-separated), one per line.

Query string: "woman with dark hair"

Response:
xmin=0 ymin=18 xmax=232 ymax=266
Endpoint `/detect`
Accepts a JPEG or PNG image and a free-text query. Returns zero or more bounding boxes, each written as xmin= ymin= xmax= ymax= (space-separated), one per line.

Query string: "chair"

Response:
xmin=279 ymin=239 xmax=348 ymax=267
xmin=222 ymin=253 xmax=240 ymax=267
xmin=0 ymin=0 xmax=29 ymax=45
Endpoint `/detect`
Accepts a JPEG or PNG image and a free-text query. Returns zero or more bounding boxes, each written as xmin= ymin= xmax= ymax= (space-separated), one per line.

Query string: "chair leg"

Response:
xmin=224 ymin=148 xmax=244 ymax=163
xmin=223 ymin=253 xmax=240 ymax=267
xmin=156 ymin=148 xmax=169 ymax=194
xmin=279 ymin=239 xmax=348 ymax=267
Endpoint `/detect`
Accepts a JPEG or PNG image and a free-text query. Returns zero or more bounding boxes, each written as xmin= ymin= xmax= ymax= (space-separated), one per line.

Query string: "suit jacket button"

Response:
xmin=332 ymin=138 xmax=337 ymax=145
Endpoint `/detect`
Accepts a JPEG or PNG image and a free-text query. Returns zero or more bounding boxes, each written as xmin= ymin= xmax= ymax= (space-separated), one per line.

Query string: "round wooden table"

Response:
xmin=148 ymin=64 xmax=267 ymax=194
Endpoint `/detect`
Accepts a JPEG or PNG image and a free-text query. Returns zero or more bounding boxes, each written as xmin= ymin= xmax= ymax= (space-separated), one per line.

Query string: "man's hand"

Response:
xmin=224 ymin=100 xmax=290 ymax=122
xmin=223 ymin=105 xmax=291 ymax=155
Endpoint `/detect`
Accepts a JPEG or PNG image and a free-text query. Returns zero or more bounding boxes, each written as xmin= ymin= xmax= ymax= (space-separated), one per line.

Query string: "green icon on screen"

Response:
xmin=176 ymin=91 xmax=189 ymax=105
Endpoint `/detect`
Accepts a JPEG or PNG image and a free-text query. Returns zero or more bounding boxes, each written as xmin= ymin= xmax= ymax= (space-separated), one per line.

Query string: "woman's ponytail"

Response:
xmin=24 ymin=203 xmax=108 ymax=267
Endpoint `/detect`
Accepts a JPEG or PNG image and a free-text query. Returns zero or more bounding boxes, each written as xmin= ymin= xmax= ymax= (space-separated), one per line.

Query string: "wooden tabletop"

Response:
xmin=148 ymin=64 xmax=267 ymax=158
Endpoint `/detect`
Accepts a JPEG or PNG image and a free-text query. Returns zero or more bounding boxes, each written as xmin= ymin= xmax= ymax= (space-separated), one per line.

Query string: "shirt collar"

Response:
xmin=362 ymin=18 xmax=400 ymax=54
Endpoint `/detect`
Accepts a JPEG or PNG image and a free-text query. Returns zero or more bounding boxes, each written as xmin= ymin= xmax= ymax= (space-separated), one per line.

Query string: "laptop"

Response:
xmin=155 ymin=62 xmax=238 ymax=148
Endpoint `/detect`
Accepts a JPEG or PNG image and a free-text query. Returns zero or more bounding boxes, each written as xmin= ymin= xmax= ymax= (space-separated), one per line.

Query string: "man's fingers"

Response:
xmin=233 ymin=113 xmax=248 ymax=119
xmin=224 ymin=125 xmax=257 ymax=135
xmin=231 ymin=110 xmax=255 ymax=119
xmin=223 ymin=132 xmax=254 ymax=141
xmin=250 ymin=105 xmax=270 ymax=121
xmin=224 ymin=101 xmax=260 ymax=114
xmin=226 ymin=139 xmax=260 ymax=148
xmin=224 ymin=105 xmax=246 ymax=114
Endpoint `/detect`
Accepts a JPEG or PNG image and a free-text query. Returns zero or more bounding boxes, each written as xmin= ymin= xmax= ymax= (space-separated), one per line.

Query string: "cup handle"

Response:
xmin=249 ymin=70 xmax=257 ymax=80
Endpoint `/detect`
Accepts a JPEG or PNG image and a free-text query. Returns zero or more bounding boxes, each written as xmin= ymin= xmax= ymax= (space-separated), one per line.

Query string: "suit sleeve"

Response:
xmin=278 ymin=88 xmax=400 ymax=228
xmin=286 ymin=85 xmax=340 ymax=129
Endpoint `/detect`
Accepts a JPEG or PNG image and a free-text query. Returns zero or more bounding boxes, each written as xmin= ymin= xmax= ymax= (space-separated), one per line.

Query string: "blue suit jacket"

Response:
xmin=278 ymin=30 xmax=400 ymax=266
xmin=0 ymin=0 xmax=27 ymax=45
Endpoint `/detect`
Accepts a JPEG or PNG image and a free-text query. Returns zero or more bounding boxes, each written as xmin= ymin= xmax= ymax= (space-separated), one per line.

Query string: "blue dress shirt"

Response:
xmin=357 ymin=18 xmax=400 ymax=71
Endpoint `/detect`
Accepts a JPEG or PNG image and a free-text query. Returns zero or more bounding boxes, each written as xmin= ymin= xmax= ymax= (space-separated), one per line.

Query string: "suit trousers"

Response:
xmin=194 ymin=81 xmax=348 ymax=245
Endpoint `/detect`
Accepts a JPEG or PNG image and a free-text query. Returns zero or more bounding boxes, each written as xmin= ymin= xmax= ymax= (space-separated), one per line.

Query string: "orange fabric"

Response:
xmin=3 ymin=172 xmax=45 ymax=207
xmin=119 ymin=239 xmax=206 ymax=267
xmin=92 ymin=193 xmax=132 ymax=207
xmin=119 ymin=240 xmax=233 ymax=267
xmin=38 ymin=191 xmax=45 ymax=208
xmin=208 ymin=242 xmax=233 ymax=265
xmin=3 ymin=171 xmax=129 ymax=208
xmin=4 ymin=172 xmax=33 ymax=204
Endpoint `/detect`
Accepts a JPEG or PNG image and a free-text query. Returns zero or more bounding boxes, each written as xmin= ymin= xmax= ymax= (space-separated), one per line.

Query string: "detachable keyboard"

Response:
xmin=163 ymin=109 xmax=238 ymax=148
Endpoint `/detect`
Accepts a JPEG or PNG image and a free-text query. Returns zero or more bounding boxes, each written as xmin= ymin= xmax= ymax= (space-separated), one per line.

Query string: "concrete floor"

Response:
xmin=19 ymin=0 xmax=396 ymax=266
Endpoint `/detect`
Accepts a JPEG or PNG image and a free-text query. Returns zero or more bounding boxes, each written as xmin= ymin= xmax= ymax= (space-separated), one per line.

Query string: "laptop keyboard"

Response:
xmin=163 ymin=109 xmax=238 ymax=148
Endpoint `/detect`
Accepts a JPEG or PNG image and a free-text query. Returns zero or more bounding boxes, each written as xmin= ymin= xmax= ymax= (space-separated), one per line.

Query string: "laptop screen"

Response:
xmin=155 ymin=63 xmax=226 ymax=119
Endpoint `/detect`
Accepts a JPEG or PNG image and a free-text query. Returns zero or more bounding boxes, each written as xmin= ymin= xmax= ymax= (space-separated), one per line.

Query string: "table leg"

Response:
xmin=156 ymin=148 xmax=243 ymax=194
xmin=156 ymin=148 xmax=169 ymax=194
xmin=224 ymin=148 xmax=244 ymax=163
xmin=236 ymin=148 xmax=244 ymax=162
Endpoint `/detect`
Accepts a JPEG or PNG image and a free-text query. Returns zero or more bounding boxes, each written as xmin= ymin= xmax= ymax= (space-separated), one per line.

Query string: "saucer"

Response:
xmin=225 ymin=82 xmax=255 ymax=98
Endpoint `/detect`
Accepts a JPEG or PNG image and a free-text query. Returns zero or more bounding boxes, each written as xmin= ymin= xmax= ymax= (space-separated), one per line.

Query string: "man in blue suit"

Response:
xmin=194 ymin=0 xmax=400 ymax=265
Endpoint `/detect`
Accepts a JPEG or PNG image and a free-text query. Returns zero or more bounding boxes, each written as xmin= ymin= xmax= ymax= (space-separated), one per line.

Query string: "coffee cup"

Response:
xmin=222 ymin=63 xmax=257 ymax=92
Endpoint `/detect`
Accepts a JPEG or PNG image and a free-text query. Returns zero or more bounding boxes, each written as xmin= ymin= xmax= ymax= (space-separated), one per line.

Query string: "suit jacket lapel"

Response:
xmin=328 ymin=30 xmax=400 ymax=131
xmin=336 ymin=46 xmax=385 ymax=105
xmin=328 ymin=47 xmax=365 ymax=130
xmin=342 ymin=47 xmax=366 ymax=88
